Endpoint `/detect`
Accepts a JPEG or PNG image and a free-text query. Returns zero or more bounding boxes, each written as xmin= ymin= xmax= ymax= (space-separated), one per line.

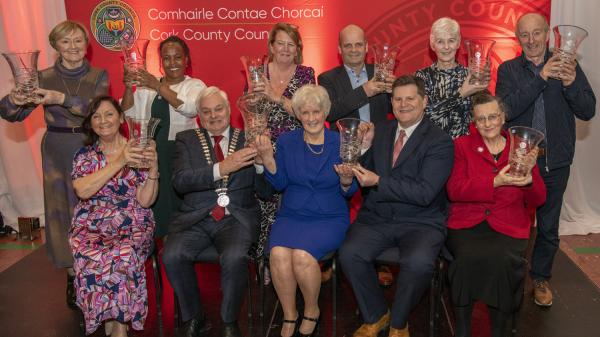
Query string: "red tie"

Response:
xmin=392 ymin=129 xmax=406 ymax=166
xmin=211 ymin=135 xmax=225 ymax=221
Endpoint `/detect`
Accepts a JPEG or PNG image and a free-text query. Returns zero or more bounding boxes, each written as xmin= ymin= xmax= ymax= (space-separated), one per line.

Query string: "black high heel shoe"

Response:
xmin=66 ymin=274 xmax=77 ymax=308
xmin=282 ymin=315 xmax=300 ymax=337
xmin=298 ymin=315 xmax=320 ymax=337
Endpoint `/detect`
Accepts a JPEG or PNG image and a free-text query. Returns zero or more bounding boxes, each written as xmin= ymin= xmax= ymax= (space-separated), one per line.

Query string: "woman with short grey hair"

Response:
xmin=254 ymin=84 xmax=357 ymax=337
xmin=415 ymin=17 xmax=488 ymax=138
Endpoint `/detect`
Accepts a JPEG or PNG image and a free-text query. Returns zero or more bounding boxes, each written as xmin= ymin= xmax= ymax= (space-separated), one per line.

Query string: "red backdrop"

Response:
xmin=65 ymin=0 xmax=550 ymax=127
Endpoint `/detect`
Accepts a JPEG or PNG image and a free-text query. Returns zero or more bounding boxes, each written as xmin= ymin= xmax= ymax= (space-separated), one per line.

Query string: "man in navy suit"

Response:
xmin=340 ymin=75 xmax=454 ymax=337
xmin=319 ymin=24 xmax=396 ymax=285
xmin=318 ymin=24 xmax=393 ymax=128
xmin=162 ymin=87 xmax=272 ymax=337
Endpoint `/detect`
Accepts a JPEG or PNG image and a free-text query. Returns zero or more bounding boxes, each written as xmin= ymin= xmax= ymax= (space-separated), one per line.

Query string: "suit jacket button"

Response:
xmin=485 ymin=209 xmax=491 ymax=215
xmin=492 ymin=168 xmax=498 ymax=173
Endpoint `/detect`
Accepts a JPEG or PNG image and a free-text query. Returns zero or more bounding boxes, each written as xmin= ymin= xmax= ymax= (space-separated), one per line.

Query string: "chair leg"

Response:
xmin=429 ymin=257 xmax=443 ymax=337
xmin=152 ymin=250 xmax=163 ymax=329
xmin=261 ymin=257 xmax=267 ymax=334
xmin=511 ymin=310 xmax=518 ymax=337
xmin=248 ymin=262 xmax=253 ymax=320
xmin=174 ymin=293 xmax=182 ymax=327
xmin=332 ymin=256 xmax=337 ymax=337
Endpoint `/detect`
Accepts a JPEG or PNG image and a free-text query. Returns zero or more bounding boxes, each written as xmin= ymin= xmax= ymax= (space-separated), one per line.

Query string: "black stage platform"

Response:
xmin=0 ymin=246 xmax=598 ymax=337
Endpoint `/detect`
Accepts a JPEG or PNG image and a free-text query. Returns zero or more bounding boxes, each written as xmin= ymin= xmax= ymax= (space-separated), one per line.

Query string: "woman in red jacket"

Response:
xmin=446 ymin=91 xmax=546 ymax=337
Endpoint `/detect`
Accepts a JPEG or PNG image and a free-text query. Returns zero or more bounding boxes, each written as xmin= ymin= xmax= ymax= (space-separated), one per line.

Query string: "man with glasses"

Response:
xmin=496 ymin=12 xmax=595 ymax=307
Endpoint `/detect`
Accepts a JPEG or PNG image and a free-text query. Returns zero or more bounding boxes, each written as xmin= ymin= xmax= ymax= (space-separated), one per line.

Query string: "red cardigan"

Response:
xmin=446 ymin=125 xmax=546 ymax=239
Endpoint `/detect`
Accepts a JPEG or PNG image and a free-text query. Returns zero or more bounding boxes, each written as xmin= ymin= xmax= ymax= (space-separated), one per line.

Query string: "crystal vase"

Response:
xmin=237 ymin=92 xmax=270 ymax=146
xmin=2 ymin=51 xmax=40 ymax=104
xmin=126 ymin=117 xmax=160 ymax=168
xmin=336 ymin=118 xmax=368 ymax=167
xmin=121 ymin=38 xmax=149 ymax=86
xmin=240 ymin=55 xmax=266 ymax=92
xmin=507 ymin=126 xmax=545 ymax=177
xmin=464 ymin=39 xmax=495 ymax=85
xmin=372 ymin=44 xmax=398 ymax=82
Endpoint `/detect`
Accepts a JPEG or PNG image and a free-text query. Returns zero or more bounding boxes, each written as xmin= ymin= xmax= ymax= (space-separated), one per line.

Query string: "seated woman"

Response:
xmin=255 ymin=85 xmax=357 ymax=337
xmin=69 ymin=96 xmax=159 ymax=337
xmin=446 ymin=91 xmax=546 ymax=337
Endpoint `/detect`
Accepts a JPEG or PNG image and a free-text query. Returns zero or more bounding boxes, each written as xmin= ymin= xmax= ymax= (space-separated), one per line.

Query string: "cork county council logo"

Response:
xmin=90 ymin=0 xmax=140 ymax=51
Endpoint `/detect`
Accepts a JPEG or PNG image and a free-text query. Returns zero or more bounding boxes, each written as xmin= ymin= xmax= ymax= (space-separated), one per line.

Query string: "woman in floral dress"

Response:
xmin=69 ymin=96 xmax=159 ymax=337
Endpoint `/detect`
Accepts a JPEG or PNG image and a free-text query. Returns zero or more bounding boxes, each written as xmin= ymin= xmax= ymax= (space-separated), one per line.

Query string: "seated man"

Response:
xmin=162 ymin=86 xmax=272 ymax=337
xmin=340 ymin=75 xmax=454 ymax=337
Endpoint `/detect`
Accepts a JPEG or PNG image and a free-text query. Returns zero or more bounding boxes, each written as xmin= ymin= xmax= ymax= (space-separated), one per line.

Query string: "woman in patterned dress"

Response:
xmin=249 ymin=23 xmax=316 ymax=262
xmin=415 ymin=17 xmax=488 ymax=138
xmin=69 ymin=96 xmax=158 ymax=337
xmin=0 ymin=20 xmax=109 ymax=307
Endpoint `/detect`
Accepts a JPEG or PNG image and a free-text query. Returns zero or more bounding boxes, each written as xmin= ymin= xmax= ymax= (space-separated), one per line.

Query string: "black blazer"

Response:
xmin=169 ymin=128 xmax=273 ymax=236
xmin=318 ymin=63 xmax=391 ymax=128
xmin=358 ymin=117 xmax=454 ymax=231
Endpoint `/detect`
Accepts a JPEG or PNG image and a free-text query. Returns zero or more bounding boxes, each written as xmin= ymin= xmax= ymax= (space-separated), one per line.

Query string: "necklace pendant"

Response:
xmin=216 ymin=188 xmax=230 ymax=207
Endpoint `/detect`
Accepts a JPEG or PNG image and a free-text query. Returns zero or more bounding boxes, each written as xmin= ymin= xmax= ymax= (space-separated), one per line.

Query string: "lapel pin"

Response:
xmin=477 ymin=146 xmax=484 ymax=153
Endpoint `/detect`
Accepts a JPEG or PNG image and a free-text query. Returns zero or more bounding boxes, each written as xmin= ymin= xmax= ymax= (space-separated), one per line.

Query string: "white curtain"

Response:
xmin=551 ymin=0 xmax=600 ymax=235
xmin=0 ymin=0 xmax=67 ymax=229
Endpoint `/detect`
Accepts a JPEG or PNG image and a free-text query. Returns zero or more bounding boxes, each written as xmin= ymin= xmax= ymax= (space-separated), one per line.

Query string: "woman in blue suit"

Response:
xmin=255 ymin=84 xmax=358 ymax=337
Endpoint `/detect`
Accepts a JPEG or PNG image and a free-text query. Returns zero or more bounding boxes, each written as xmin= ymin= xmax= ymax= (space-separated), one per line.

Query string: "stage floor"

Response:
xmin=0 ymin=235 xmax=599 ymax=337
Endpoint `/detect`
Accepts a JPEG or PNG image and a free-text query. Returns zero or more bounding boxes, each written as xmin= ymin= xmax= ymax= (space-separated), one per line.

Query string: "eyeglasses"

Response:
xmin=274 ymin=40 xmax=297 ymax=49
xmin=473 ymin=113 xmax=502 ymax=125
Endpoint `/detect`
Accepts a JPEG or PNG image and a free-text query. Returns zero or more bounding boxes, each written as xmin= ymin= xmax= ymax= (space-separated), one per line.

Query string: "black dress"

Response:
xmin=446 ymin=220 xmax=528 ymax=312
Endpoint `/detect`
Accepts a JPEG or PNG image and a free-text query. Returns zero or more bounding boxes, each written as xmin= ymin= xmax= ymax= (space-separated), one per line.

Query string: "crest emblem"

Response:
xmin=90 ymin=0 xmax=140 ymax=51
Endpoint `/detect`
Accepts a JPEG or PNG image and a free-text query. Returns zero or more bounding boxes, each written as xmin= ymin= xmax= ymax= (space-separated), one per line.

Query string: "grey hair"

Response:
xmin=291 ymin=85 xmax=331 ymax=117
xmin=196 ymin=86 xmax=230 ymax=112
xmin=430 ymin=17 xmax=461 ymax=42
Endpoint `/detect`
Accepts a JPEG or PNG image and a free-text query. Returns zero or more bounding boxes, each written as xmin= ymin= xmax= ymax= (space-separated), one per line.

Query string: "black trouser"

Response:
xmin=163 ymin=215 xmax=253 ymax=323
xmin=530 ymin=164 xmax=570 ymax=281
xmin=339 ymin=221 xmax=444 ymax=328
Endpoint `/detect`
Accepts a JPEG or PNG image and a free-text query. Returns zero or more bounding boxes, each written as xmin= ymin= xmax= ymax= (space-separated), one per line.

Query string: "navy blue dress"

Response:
xmin=266 ymin=129 xmax=358 ymax=260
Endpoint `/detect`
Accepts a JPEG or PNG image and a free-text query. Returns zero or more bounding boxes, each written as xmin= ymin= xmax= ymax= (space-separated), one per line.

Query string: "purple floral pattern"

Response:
xmin=69 ymin=144 xmax=155 ymax=334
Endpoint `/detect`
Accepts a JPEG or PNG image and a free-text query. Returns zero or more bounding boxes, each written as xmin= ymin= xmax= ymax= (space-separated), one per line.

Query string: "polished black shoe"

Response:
xmin=222 ymin=322 xmax=242 ymax=337
xmin=66 ymin=274 xmax=77 ymax=308
xmin=298 ymin=315 xmax=320 ymax=337
xmin=176 ymin=313 xmax=212 ymax=337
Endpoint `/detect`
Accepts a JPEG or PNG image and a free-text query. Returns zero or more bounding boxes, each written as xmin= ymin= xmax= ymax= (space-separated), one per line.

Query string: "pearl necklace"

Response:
xmin=304 ymin=132 xmax=324 ymax=155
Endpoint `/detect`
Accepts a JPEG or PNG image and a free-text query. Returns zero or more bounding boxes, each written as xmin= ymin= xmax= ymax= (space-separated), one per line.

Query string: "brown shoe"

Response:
xmin=533 ymin=279 xmax=553 ymax=307
xmin=353 ymin=311 xmax=390 ymax=337
xmin=388 ymin=326 xmax=410 ymax=337
xmin=377 ymin=266 xmax=394 ymax=287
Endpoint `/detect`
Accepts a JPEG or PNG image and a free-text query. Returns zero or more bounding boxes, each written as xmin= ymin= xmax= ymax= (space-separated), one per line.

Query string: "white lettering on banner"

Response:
xmin=217 ymin=7 xmax=268 ymax=20
xmin=150 ymin=28 xmax=179 ymax=40
xmin=148 ymin=8 xmax=215 ymax=20
xmin=234 ymin=28 xmax=269 ymax=40
xmin=183 ymin=29 xmax=232 ymax=42
xmin=450 ymin=0 xmax=523 ymax=26
xmin=271 ymin=6 xmax=324 ymax=19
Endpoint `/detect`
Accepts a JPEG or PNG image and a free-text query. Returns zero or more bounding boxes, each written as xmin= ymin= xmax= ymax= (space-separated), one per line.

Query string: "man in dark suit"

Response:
xmin=162 ymin=86 xmax=272 ymax=337
xmin=318 ymin=24 xmax=393 ymax=128
xmin=319 ymin=24 xmax=395 ymax=285
xmin=340 ymin=75 xmax=454 ymax=337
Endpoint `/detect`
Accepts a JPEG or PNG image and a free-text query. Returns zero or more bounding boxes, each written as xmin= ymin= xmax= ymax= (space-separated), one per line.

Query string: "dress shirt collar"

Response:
xmin=396 ymin=118 xmax=422 ymax=141
xmin=207 ymin=126 xmax=231 ymax=143
xmin=344 ymin=64 xmax=367 ymax=79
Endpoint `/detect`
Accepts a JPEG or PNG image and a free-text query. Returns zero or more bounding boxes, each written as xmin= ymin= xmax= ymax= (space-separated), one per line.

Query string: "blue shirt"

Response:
xmin=344 ymin=64 xmax=370 ymax=122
